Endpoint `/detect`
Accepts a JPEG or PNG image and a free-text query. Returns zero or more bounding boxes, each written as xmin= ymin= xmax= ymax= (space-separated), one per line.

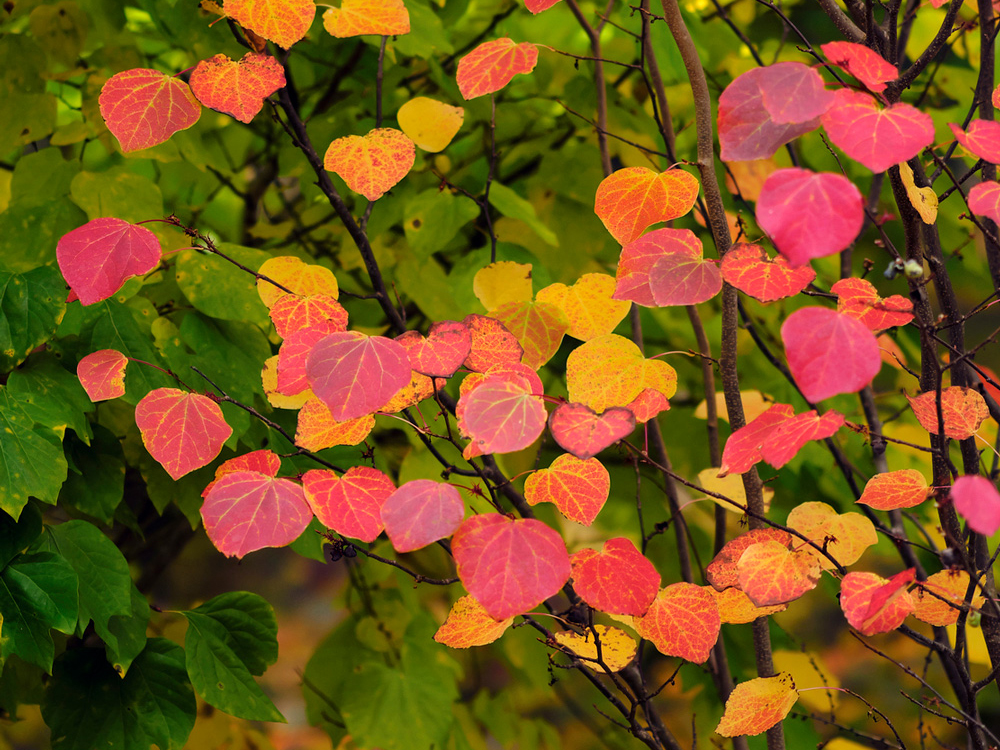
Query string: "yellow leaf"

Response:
xmin=554 ymin=625 xmax=637 ymax=672
xmin=772 ymin=650 xmax=839 ymax=712
xmin=899 ymin=162 xmax=937 ymax=224
xmin=716 ymin=673 xmax=797 ymax=737
xmin=397 ymin=96 xmax=464 ymax=152
xmin=261 ymin=356 xmax=312 ymax=409
xmin=535 ymin=273 xmax=631 ymax=341
xmin=434 ymin=595 xmax=512 ymax=648
xmin=472 ymin=261 xmax=533 ymax=310
xmin=566 ymin=334 xmax=676 ymax=413
xmin=256 ymin=256 xmax=339 ymax=307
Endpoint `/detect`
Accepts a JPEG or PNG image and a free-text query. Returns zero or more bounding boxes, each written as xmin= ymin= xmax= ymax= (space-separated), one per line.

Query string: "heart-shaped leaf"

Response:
xmin=914 ymin=571 xmax=985 ymax=626
xmin=302 ymin=466 xmax=396 ymax=543
xmin=57 ymin=218 xmax=161 ymax=306
xmin=397 ymin=96 xmax=464 ymax=153
xmin=256 ymin=256 xmax=339 ymax=308
xmin=648 ymin=249 xmax=722 ymax=306
xmin=77 ymin=349 xmax=128 ymax=402
xmin=135 ymin=388 xmax=232 ymax=480
xmin=99 ymin=69 xmax=201 ymax=152
xmin=462 ymin=314 xmax=524 ymax=372
xmin=736 ymin=541 xmax=821 ymax=606
xmin=548 ymin=402 xmax=636 ymax=460
xmin=225 ymin=0 xmax=315 ymax=49
xmin=756 ymin=61 xmax=835 ymax=124
xmin=707 ymin=529 xmax=793 ymax=591
xmin=324 ymin=128 xmax=415 ymax=200
xmin=950 ymin=120 xmax=1000 ymax=164
xmin=566 ymin=333 xmax=676 ymax=412
xmin=395 ymin=320 xmax=472 ymax=378
xmin=456 ymin=38 xmax=538 ymax=100
xmin=524 ymin=453 xmax=610 ymax=525
xmin=831 ymin=277 xmax=914 ymax=332
xmin=720 ymin=243 xmax=816 ymax=302
xmin=295 ymin=399 xmax=374 ymax=452
xmin=459 ymin=378 xmax=547 ymax=455
xmin=433 ymin=595 xmax=513 ymax=648
xmin=380 ymin=479 xmax=465 ymax=553
xmin=906 ymin=387 xmax=989 ymax=440
xmin=614 ymin=228 xmax=705 ymax=307
xmin=787 ymin=501 xmax=877 ymax=569
xmin=269 ymin=294 xmax=347 ymax=339
xmin=189 ymin=52 xmax=285 ymax=124
xmin=322 ymin=0 xmax=409 ymax=37
xmin=202 ymin=449 xmax=281 ymax=498
xmin=569 ymin=537 xmax=659 ymax=615
xmin=535 ymin=273 xmax=630 ymax=342
xmin=968 ymin=180 xmax=1000 ymax=223
xmin=821 ymin=41 xmax=897 ymax=93
xmin=489 ymin=300 xmax=569 ymax=370
xmin=716 ymin=674 xmax=798 ymax=738
xmin=594 ymin=167 xmax=699 ymax=244
xmin=634 ymin=583 xmax=720 ymax=663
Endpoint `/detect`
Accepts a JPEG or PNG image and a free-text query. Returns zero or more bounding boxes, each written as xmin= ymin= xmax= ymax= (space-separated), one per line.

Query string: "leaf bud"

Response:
xmin=904 ymin=259 xmax=924 ymax=279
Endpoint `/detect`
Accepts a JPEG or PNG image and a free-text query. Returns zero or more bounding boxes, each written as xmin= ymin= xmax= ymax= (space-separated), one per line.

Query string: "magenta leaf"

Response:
xmin=548 ymin=402 xmax=636 ymax=460
xmin=648 ymin=252 xmax=722 ymax=306
xmin=756 ymin=62 xmax=835 ymax=124
xmin=614 ymin=228 xmax=704 ymax=307
xmin=380 ymin=479 xmax=465 ymax=553
xmin=968 ymin=181 xmax=1000 ymax=223
xmin=951 ymin=475 xmax=1000 ymax=535
xmin=460 ymin=378 xmax=547 ymax=455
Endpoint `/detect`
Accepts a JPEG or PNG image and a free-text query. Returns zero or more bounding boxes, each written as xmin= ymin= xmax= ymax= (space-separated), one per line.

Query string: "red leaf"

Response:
xmin=525 ymin=453 xmax=610 ymax=525
xmin=634 ymin=583 xmax=721 ymax=663
xmin=57 ymin=218 xmax=161 ymax=306
xmin=593 ymin=167 xmax=699 ymax=244
xmin=861 ymin=568 xmax=916 ymax=623
xmin=737 ymin=541 xmax=821 ymax=606
xmin=781 ymin=307 xmax=881 ymax=402
xmin=306 ymin=331 xmax=411 ymax=421
xmin=756 ymin=62 xmax=835 ymax=124
xmin=134 ymin=388 xmax=232 ymax=480
xmin=324 ymin=128 xmax=415 ymax=201
xmin=98 ymin=68 xmax=201 ymax=152
xmin=269 ymin=294 xmax=347 ymax=339
xmin=821 ymin=41 xmax=897 ymax=93
xmin=277 ymin=327 xmax=330 ymax=396
xmin=524 ymin=0 xmax=561 ymax=11
xmin=720 ymin=243 xmax=816 ymax=303
xmin=456 ymin=38 xmax=538 ymax=100
xmin=718 ymin=403 xmax=794 ymax=477
xmin=77 ymin=349 xmax=128 ymax=402
xmin=757 ymin=409 xmax=845 ymax=469
xmin=831 ymin=277 xmax=914 ymax=332
xmin=951 ymin=475 xmax=1000 ymax=535
xmin=756 ymin=168 xmax=864 ymax=266
xmin=189 ymin=52 xmax=285 ymax=123
xmin=857 ymin=469 xmax=929 ymax=511
xmin=614 ymin=228 xmax=704 ymax=307
xmin=548 ymin=402 xmax=636 ymax=460
xmin=459 ymin=378 xmax=547 ymax=455
xmin=821 ymin=89 xmax=934 ymax=173
xmin=395 ymin=320 xmax=472 ymax=377
xmin=302 ymin=466 xmax=396 ymax=543
xmin=201 ymin=471 xmax=311 ymax=558
xmin=707 ymin=529 xmax=793 ymax=591
xmin=840 ymin=571 xmax=915 ymax=635
xmin=225 ymin=0 xmax=315 ymax=49
xmin=380 ymin=479 xmax=465 ymax=553
xmin=452 ymin=514 xmax=571 ymax=620
xmin=462 ymin=314 xmax=524 ymax=372
xmin=950 ymin=120 xmax=1000 ymax=164
xmin=569 ymin=538 xmax=659 ymax=615
xmin=967 ymin=181 xmax=1000 ymax=223
xmin=718 ymin=67 xmax=821 ymax=161
xmin=624 ymin=388 xmax=670 ymax=423
xmin=202 ymin=449 xmax=281 ymax=498
xmin=906 ymin=387 xmax=989 ymax=440
xmin=648 ymin=250 xmax=722 ymax=306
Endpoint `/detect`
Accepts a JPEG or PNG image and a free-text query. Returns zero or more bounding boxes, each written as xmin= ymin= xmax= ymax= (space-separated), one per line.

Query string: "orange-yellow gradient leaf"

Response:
xmin=914 ymin=570 xmax=984 ymax=627
xmin=857 ymin=469 xmax=928 ymax=511
xmin=225 ymin=0 xmax=316 ymax=49
xmin=710 ymin=586 xmax=787 ymax=624
xmin=473 ymin=261 xmax=533 ymax=311
xmin=433 ymin=595 xmax=513 ymax=648
xmin=269 ymin=294 xmax=347 ymax=338
xmin=302 ymin=466 xmax=395 ymax=542
xmin=716 ymin=673 xmax=797 ymax=737
xmin=906 ymin=387 xmax=989 ymax=440
xmin=323 ymin=128 xmax=415 ymax=201
xmin=262 ymin=355 xmax=313 ymax=409
xmin=725 ymin=158 xmax=779 ymax=202
xmin=256 ymin=256 xmax=339 ymax=308
xmin=201 ymin=449 xmax=280 ymax=498
xmin=707 ymin=529 xmax=793 ymax=591
xmin=832 ymin=277 xmax=914 ymax=332
xmin=99 ymin=69 xmax=201 ymax=153
xmin=77 ymin=349 xmax=128 ymax=402
xmin=397 ymin=96 xmax=464 ymax=152
xmin=462 ymin=314 xmax=524 ymax=372
xmin=554 ymin=625 xmax=636 ymax=672
xmin=569 ymin=538 xmax=659 ymax=616
xmin=737 ymin=541 xmax=821 ymax=606
xmin=787 ymin=501 xmax=876 ymax=570
xmin=379 ymin=370 xmax=439 ymax=413
xmin=566 ymin=333 xmax=676 ymax=413
xmin=525 ymin=453 xmax=609 ymax=525
xmin=189 ymin=52 xmax=285 ymax=123
xmin=489 ymin=300 xmax=569 ymax=370
xmin=456 ymin=38 xmax=538 ymax=100
xmin=535 ymin=273 xmax=630 ymax=341
xmin=624 ymin=388 xmax=670 ymax=423
xmin=134 ymin=388 xmax=232 ymax=481
xmin=635 ymin=583 xmax=721 ymax=663
xmin=295 ymin=398 xmax=375 ymax=452
xmin=322 ymin=0 xmax=409 ymax=37
xmin=840 ymin=571 xmax=915 ymax=635
xmin=594 ymin=166 xmax=700 ymax=244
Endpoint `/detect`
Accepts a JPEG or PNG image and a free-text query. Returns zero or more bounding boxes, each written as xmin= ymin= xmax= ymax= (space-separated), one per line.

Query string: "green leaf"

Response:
xmin=138 ymin=451 xmax=212 ymax=529
xmin=0 ymin=92 xmax=56 ymax=158
xmin=488 ymin=183 xmax=559 ymax=247
xmin=0 ymin=398 xmax=67 ymax=519
xmin=0 ymin=502 xmax=42 ymax=570
xmin=104 ymin=583 xmax=150 ymax=678
xmin=395 ymin=249 xmax=468 ymax=322
xmin=0 ymin=654 xmax=46 ymax=719
xmin=0 ymin=265 xmax=67 ymax=372
xmin=6 ymin=353 xmax=93 ymax=443
xmin=182 ymin=592 xmax=284 ymax=722
xmin=403 ymin=188 xmax=480 ymax=258
xmin=9 ymin=149 xmax=79 ymax=208
xmin=40 ymin=521 xmax=132 ymax=645
xmin=175 ymin=245 xmax=271 ymax=329
xmin=0 ymin=551 xmax=79 ymax=673
xmin=70 ymin=167 xmax=164 ymax=223
xmin=0 ymin=199 xmax=87 ymax=273
xmin=392 ymin=0 xmax=453 ymax=57
xmin=43 ymin=638 xmax=196 ymax=750
xmin=59 ymin=427 xmax=124 ymax=524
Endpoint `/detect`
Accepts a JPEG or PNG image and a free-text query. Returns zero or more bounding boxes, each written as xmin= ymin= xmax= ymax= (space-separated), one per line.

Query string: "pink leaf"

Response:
xmin=202 ymin=449 xmax=281 ymax=498
xmin=758 ymin=410 xmax=845 ymax=468
xmin=77 ymin=349 xmax=128 ymax=402
xmin=456 ymin=38 xmax=538 ymax=100
xmin=395 ymin=320 xmax=472 ymax=377
xmin=782 ymin=307 xmax=881 ymax=402
xmin=614 ymin=228 xmax=704 ymax=307
xmin=950 ymin=120 xmax=1000 ymax=164
xmin=821 ymin=41 xmax=897 ymax=93
xmin=756 ymin=62 xmax=835 ymax=124
xmin=719 ymin=404 xmax=795 ymax=476
xmin=380 ymin=479 xmax=465 ymax=553
xmin=951 ymin=475 xmax=1000 ymax=535
xmin=201 ymin=471 xmax=311 ymax=558
xmin=306 ymin=331 xmax=411 ymax=421
xmin=277 ymin=327 xmax=330 ymax=396
xmin=460 ymin=378 xmax=547 ymax=454
xmin=756 ymin=168 xmax=864 ymax=266
xmin=302 ymin=466 xmax=396 ymax=543
xmin=968 ymin=181 xmax=1000 ymax=223
xmin=98 ymin=68 xmax=201 ymax=152
xmin=548 ymin=402 xmax=635 ymax=460
xmin=57 ymin=218 xmax=161 ymax=306
xmin=134 ymin=388 xmax=232 ymax=480
xmin=648 ymin=252 xmax=722 ymax=306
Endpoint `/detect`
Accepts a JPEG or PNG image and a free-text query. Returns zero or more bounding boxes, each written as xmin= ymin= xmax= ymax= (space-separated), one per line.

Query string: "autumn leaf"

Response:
xmin=757 ymin=409 xmax=845 ymax=469
xmin=451 ymin=514 xmax=571 ymax=620
xmin=261 ymin=356 xmax=312 ymax=409
xmin=294 ymin=398 xmax=374 ymax=452
xmin=256 ymin=256 xmax=339 ymax=308
xmin=569 ymin=537 xmax=659 ymax=616
xmin=524 ymin=0 xmax=561 ymax=11
xmin=906 ymin=387 xmax=989 ymax=440
xmin=77 ymin=349 xmax=128 ymax=402
xmin=624 ymin=388 xmax=670 ymax=423
xmin=950 ymin=475 xmax=1000 ymax=535
xmin=857 ymin=470 xmax=929 ymax=511
xmin=594 ymin=167 xmax=699 ymax=244
xmin=949 ymin=120 xmax=1000 ymax=164
xmin=720 ymin=243 xmax=816 ymax=303
xmin=968 ymin=180 xmax=1000 ymax=224
xmin=914 ymin=570 xmax=985 ymax=627
xmin=189 ymin=52 xmax=285 ymax=123
xmin=821 ymin=41 xmax=897 ymax=93
xmin=57 ymin=218 xmax=161 ymax=306
xmin=98 ymin=68 xmax=201 ymax=152
xmin=899 ymin=161 xmax=938 ymax=224
xmin=269 ymin=294 xmax=347 ymax=339
xmin=462 ymin=314 xmax=524 ymax=372
xmin=134 ymin=388 xmax=232 ymax=480
xmin=709 ymin=586 xmax=787 ymax=624
xmin=201 ymin=449 xmax=280 ymax=498
xmin=756 ymin=61 xmax=835 ymax=124
xmin=718 ymin=403 xmax=793 ymax=476
xmin=716 ymin=673 xmax=797 ymax=737
xmin=459 ymin=377 xmax=547 ymax=455
xmin=535 ymin=273 xmax=630 ymax=341
xmin=380 ymin=480 xmax=465 ymax=553
xmin=524 ymin=453 xmax=610 ymax=525
xmin=489 ymin=300 xmax=569 ymax=370
xmin=277 ymin=327 xmax=332 ymax=397
xmin=395 ymin=320 xmax=471 ymax=378
xmin=648 ymin=247 xmax=722 ymax=307
xmin=473 ymin=261 xmax=534 ymax=310
xmin=707 ymin=529 xmax=793 ymax=591
xmin=396 ymin=96 xmax=463 ymax=152
xmin=566 ymin=333 xmax=676 ymax=412
xmin=831 ymin=277 xmax=914 ymax=332
xmin=224 ymin=0 xmax=316 ymax=49
xmin=787 ymin=501 xmax=877 ymax=569
xmin=840 ymin=571 xmax=915 ymax=635
xmin=456 ymin=38 xmax=538 ymax=100
xmin=634 ymin=583 xmax=721 ymax=663
xmin=614 ymin=228 xmax=705 ymax=307
xmin=322 ymin=0 xmax=409 ymax=37
xmin=379 ymin=369 xmax=440 ymax=413
xmin=324 ymin=128 xmax=415 ymax=201
xmin=737 ymin=540 xmax=821 ymax=606
xmin=434 ymin=596 xmax=513 ymax=648
xmin=548 ymin=403 xmax=636 ymax=460
xmin=554 ymin=626 xmax=636 ymax=672
xmin=302 ymin=466 xmax=395 ymax=543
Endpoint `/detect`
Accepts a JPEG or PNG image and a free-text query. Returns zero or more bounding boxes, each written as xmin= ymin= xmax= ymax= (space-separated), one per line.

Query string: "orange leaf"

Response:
xmin=295 ymin=398 xmax=375 ymax=452
xmin=724 ymin=159 xmax=779 ymax=202
xmin=831 ymin=277 xmax=914 ymax=332
xmin=707 ymin=529 xmax=793 ymax=591
xmin=99 ymin=69 xmax=201 ymax=153
xmin=840 ymin=571 xmax=915 ymax=635
xmin=786 ymin=501 xmax=877 ymax=570
xmin=269 ymin=294 xmax=347 ymax=338
xmin=624 ymin=388 xmax=670 ymax=423
xmin=225 ymin=0 xmax=316 ymax=49
xmin=594 ymin=166 xmax=699 ymax=244
xmin=189 ymin=52 xmax=285 ymax=123
xmin=634 ymin=583 xmax=721 ymax=663
xmin=201 ymin=449 xmax=281 ymax=498
xmin=535 ymin=273 xmax=630 ymax=342
xmin=135 ymin=388 xmax=232 ymax=480
xmin=379 ymin=369 xmax=439 ymax=413
xmin=554 ymin=625 xmax=637 ymax=672
xmin=395 ymin=320 xmax=472 ymax=378
xmin=462 ymin=313 xmax=524 ymax=372
xmin=433 ymin=595 xmax=513 ymax=648
xmin=709 ymin=586 xmax=787 ymax=624
xmin=489 ymin=300 xmax=569 ymax=370
xmin=715 ymin=673 xmax=797 ymax=737
xmin=302 ymin=466 xmax=395 ymax=543
xmin=525 ymin=453 xmax=610 ymax=525
xmin=857 ymin=469 xmax=929 ymax=510
xmin=77 ymin=349 xmax=128 ymax=402
xmin=548 ymin=403 xmax=635 ymax=460
xmin=720 ymin=243 xmax=815 ymax=303
xmin=322 ymin=0 xmax=409 ymax=37
xmin=737 ymin=540 xmax=821 ymax=606
xmin=323 ymin=128 xmax=415 ymax=200
xmin=397 ymin=96 xmax=464 ymax=152
xmin=256 ymin=256 xmax=339 ymax=307
xmin=456 ymin=38 xmax=538 ymax=100
xmin=566 ymin=333 xmax=676 ymax=413
xmin=914 ymin=570 xmax=984 ymax=627
xmin=569 ymin=538 xmax=659 ymax=616
xmin=906 ymin=387 xmax=989 ymax=440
